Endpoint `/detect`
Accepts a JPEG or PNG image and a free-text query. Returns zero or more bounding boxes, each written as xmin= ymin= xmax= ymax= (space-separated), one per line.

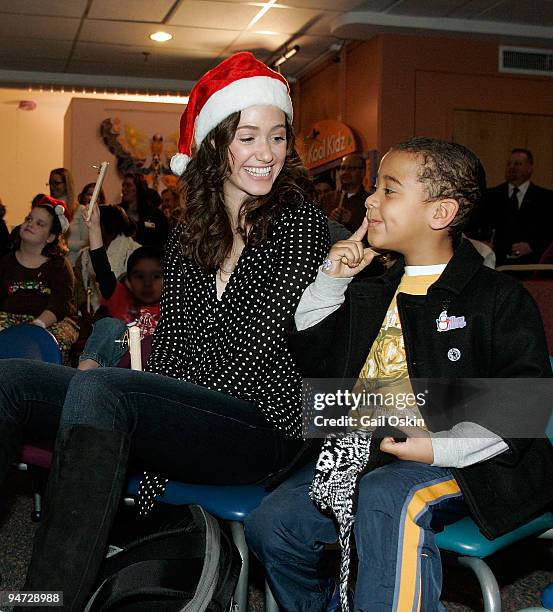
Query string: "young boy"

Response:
xmin=245 ymin=138 xmax=553 ymax=611
xmin=77 ymin=246 xmax=164 ymax=370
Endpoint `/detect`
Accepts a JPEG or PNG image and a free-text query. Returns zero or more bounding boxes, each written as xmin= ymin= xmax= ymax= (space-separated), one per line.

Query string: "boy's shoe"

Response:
xmin=326 ymin=587 xmax=354 ymax=611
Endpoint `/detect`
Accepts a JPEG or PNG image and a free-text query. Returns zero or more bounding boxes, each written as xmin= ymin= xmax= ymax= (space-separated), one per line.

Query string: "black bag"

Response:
xmin=84 ymin=504 xmax=241 ymax=612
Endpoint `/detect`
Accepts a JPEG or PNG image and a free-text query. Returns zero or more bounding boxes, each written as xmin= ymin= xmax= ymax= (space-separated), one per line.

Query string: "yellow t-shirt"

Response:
xmin=354 ymin=273 xmax=441 ymax=428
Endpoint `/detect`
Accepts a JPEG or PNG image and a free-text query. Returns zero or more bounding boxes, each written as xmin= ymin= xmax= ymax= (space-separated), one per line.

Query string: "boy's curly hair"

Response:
xmin=392 ymin=137 xmax=486 ymax=238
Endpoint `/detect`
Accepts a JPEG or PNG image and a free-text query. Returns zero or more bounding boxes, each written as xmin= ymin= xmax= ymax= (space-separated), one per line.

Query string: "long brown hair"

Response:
xmin=50 ymin=168 xmax=77 ymax=215
xmin=179 ymin=112 xmax=313 ymax=270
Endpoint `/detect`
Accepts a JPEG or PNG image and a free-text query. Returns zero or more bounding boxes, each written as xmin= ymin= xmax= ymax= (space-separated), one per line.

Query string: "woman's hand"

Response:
xmin=380 ymin=427 xmax=434 ymax=464
xmin=322 ymin=218 xmax=377 ymax=278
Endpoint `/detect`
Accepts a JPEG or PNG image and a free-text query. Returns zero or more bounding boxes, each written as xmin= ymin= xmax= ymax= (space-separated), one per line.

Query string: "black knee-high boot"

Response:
xmin=23 ymin=425 xmax=130 ymax=611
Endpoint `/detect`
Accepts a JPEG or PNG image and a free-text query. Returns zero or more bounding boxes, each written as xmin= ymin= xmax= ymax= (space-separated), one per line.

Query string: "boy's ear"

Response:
xmin=46 ymin=233 xmax=56 ymax=244
xmin=123 ymin=275 xmax=132 ymax=290
xmin=430 ymin=198 xmax=459 ymax=230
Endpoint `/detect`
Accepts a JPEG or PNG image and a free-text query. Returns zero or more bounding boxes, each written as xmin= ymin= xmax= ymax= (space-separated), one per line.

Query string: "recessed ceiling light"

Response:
xmin=149 ymin=31 xmax=172 ymax=42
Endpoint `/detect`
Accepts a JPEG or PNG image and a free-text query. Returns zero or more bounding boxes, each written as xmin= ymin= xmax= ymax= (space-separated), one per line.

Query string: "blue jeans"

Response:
xmin=78 ymin=317 xmax=128 ymax=368
xmin=245 ymin=461 xmax=467 ymax=611
xmin=0 ymin=359 xmax=301 ymax=484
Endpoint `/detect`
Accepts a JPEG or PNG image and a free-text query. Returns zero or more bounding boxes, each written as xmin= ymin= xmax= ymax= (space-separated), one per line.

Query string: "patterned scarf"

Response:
xmin=310 ymin=432 xmax=372 ymax=612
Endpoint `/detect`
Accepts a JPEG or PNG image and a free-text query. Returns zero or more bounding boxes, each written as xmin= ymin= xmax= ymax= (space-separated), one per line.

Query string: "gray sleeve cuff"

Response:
xmin=431 ymin=421 xmax=509 ymax=468
xmin=295 ymin=270 xmax=353 ymax=331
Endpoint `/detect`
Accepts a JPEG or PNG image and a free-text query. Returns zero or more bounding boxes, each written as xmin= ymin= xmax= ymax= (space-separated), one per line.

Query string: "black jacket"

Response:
xmin=288 ymin=239 xmax=553 ymax=538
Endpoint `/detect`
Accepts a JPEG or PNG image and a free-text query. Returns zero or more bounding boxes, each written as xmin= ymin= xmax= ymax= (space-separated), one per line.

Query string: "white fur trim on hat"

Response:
xmin=54 ymin=204 xmax=70 ymax=233
xmin=170 ymin=152 xmax=191 ymax=176
xmin=194 ymin=76 xmax=293 ymax=147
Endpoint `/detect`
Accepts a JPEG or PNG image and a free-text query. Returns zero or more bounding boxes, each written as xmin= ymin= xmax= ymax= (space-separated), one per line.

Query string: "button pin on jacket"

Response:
xmin=447 ymin=348 xmax=461 ymax=361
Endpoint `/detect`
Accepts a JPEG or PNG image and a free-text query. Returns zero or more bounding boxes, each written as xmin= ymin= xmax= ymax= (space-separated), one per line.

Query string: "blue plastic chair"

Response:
xmin=436 ymin=364 xmax=553 ymax=611
xmin=0 ymin=323 xmax=61 ymax=364
xmin=0 ymin=324 xmax=61 ymax=519
xmin=125 ymin=476 xmax=279 ymax=612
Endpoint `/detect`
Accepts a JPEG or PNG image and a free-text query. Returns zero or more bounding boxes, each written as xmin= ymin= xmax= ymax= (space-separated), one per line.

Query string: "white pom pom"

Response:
xmin=170 ymin=153 xmax=190 ymax=176
xmin=54 ymin=204 xmax=65 ymax=215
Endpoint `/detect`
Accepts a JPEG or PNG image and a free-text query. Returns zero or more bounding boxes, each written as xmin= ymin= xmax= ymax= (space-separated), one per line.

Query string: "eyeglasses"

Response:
xmin=339 ymin=166 xmax=364 ymax=171
xmin=47 ymin=180 xmax=65 ymax=186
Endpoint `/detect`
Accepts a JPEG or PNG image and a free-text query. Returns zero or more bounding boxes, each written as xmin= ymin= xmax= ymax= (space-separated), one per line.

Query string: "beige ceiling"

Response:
xmin=0 ymin=0 xmax=552 ymax=93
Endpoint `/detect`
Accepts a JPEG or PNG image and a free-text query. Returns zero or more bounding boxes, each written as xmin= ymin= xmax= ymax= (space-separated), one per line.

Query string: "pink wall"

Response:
xmin=296 ymin=33 xmax=553 ymax=183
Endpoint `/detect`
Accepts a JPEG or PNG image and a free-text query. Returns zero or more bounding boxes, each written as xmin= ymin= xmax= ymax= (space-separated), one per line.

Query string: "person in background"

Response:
xmin=78 ymin=182 xmax=106 ymax=208
xmin=482 ymin=149 xmax=553 ymax=265
xmin=49 ymin=167 xmax=93 ymax=266
xmin=313 ymin=176 xmax=335 ymax=204
xmin=77 ymin=201 xmax=163 ymax=372
xmin=118 ymin=174 xmax=168 ymax=247
xmin=322 ymin=154 xmax=369 ymax=232
xmin=74 ymin=205 xmax=139 ymax=316
xmin=160 ymin=186 xmax=183 ymax=228
xmin=0 ymin=197 xmax=10 ymax=257
xmin=0 ymin=196 xmax=78 ymax=356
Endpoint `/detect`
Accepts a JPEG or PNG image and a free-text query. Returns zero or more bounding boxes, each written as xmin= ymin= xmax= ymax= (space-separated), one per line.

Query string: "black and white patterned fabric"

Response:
xmin=138 ymin=202 xmax=329 ymax=511
xmin=310 ymin=432 xmax=372 ymax=612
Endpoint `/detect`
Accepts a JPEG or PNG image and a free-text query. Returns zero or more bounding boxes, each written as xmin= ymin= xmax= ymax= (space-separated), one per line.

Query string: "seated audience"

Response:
xmin=74 ymin=205 xmax=139 ymax=315
xmin=245 ymin=138 xmax=553 ymax=611
xmin=81 ymin=200 xmax=162 ymax=326
xmin=118 ymin=173 xmax=168 ymax=248
xmin=160 ymin=186 xmax=183 ymax=228
xmin=78 ymin=182 xmax=106 ymax=208
xmin=0 ymin=196 xmax=78 ymax=356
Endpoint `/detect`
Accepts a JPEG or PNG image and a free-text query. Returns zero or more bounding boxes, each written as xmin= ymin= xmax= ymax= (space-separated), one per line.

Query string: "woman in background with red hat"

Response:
xmin=0 ymin=52 xmax=329 ymax=610
xmin=0 ymin=195 xmax=78 ymax=356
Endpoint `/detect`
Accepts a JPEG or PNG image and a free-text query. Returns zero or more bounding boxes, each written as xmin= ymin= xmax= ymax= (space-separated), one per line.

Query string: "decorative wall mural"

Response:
xmin=100 ymin=118 xmax=179 ymax=189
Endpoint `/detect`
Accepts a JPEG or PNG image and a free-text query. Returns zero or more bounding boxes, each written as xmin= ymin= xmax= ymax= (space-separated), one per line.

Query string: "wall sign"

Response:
xmin=296 ymin=120 xmax=357 ymax=170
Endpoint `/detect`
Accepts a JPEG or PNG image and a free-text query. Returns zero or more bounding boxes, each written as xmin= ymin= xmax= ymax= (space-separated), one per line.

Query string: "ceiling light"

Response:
xmin=149 ymin=31 xmax=172 ymax=42
xmin=247 ymin=0 xmax=278 ymax=30
xmin=273 ymin=44 xmax=299 ymax=67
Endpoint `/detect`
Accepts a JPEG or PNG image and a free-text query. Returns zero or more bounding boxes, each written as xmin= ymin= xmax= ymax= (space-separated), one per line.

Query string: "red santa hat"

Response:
xmin=170 ymin=51 xmax=293 ymax=176
xmin=35 ymin=195 xmax=70 ymax=233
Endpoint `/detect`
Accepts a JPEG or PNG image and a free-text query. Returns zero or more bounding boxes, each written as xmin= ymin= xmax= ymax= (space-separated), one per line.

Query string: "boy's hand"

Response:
xmin=380 ymin=427 xmax=434 ymax=464
xmin=322 ymin=218 xmax=377 ymax=278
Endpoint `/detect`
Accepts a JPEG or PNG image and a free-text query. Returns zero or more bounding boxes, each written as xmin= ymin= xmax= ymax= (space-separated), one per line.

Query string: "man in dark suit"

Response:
xmin=322 ymin=154 xmax=369 ymax=232
xmin=486 ymin=148 xmax=553 ymax=265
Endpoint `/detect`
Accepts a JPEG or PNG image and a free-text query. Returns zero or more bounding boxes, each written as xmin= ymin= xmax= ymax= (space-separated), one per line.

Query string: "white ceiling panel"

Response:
xmin=227 ymin=31 xmax=291 ymax=54
xmin=256 ymin=6 xmax=322 ymax=34
xmin=386 ymin=0 xmax=476 ymax=17
xmin=0 ymin=14 xmax=80 ymax=40
xmin=88 ymin=0 xmax=175 ymax=22
xmin=169 ymin=1 xmax=259 ymax=29
xmin=0 ymin=0 xmax=87 ymax=18
xmin=0 ymin=0 xmax=552 ymax=90
xmin=80 ymin=20 xmax=239 ymax=51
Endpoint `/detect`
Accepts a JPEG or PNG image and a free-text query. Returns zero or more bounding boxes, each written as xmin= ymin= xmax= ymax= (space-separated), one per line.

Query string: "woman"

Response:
xmin=0 ymin=196 xmax=78 ymax=355
xmin=118 ymin=173 xmax=168 ymax=247
xmin=48 ymin=167 xmax=87 ymax=265
xmin=0 ymin=52 xmax=328 ymax=611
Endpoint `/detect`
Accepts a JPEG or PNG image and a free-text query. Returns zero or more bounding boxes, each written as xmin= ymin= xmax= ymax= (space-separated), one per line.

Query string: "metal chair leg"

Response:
xmin=229 ymin=521 xmax=249 ymax=612
xmin=265 ymin=579 xmax=279 ymax=612
xmin=457 ymin=556 xmax=502 ymax=612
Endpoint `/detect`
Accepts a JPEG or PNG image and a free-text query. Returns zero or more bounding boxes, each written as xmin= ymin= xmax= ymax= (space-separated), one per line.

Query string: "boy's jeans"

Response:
xmin=78 ymin=317 xmax=128 ymax=368
xmin=245 ymin=460 xmax=467 ymax=611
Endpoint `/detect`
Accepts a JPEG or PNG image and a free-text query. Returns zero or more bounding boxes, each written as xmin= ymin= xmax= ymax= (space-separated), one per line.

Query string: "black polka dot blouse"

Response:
xmin=146 ymin=201 xmax=330 ymax=439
